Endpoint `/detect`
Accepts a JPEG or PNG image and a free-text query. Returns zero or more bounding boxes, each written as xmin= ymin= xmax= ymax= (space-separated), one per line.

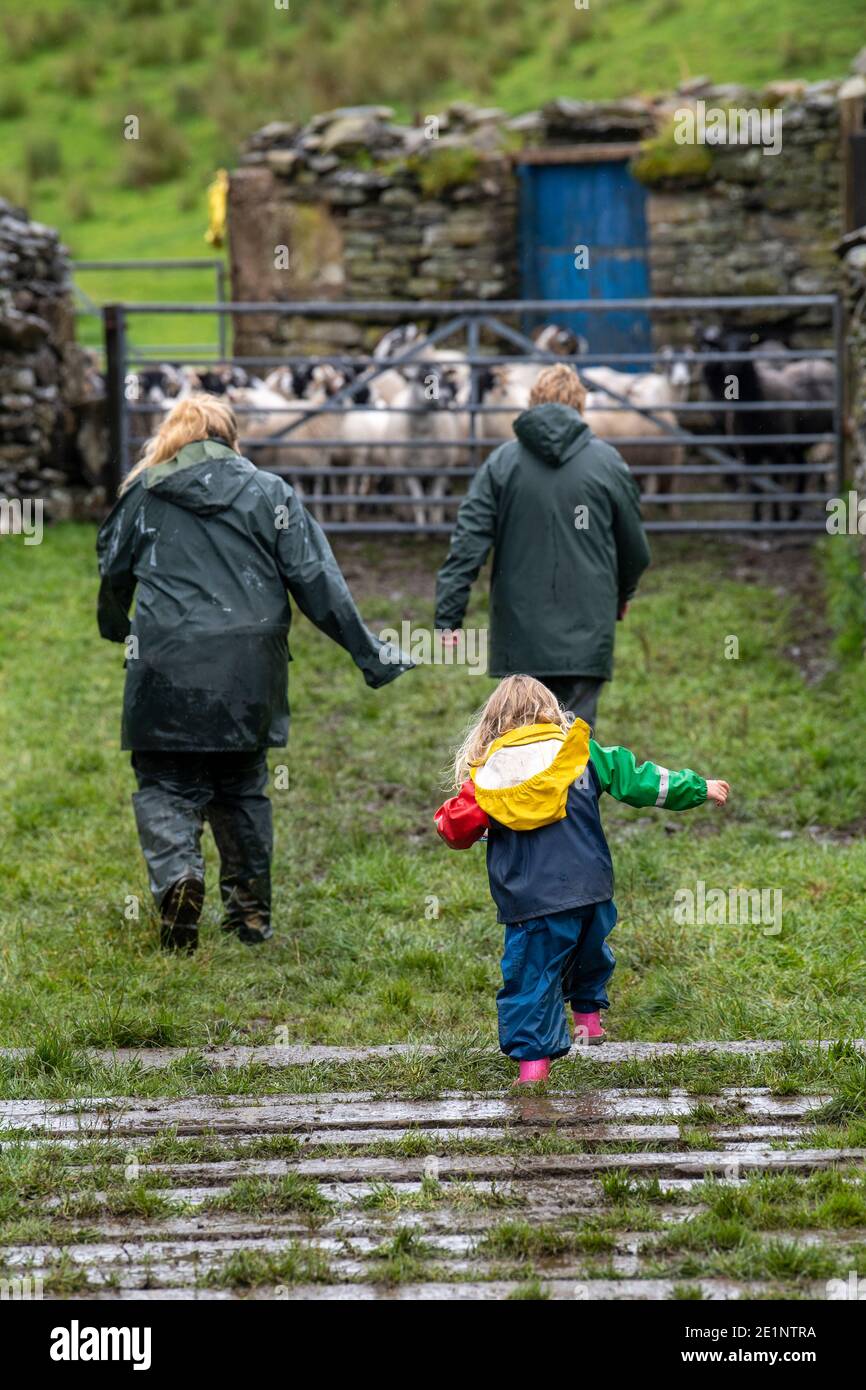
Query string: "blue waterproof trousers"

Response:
xmin=497 ymin=901 xmax=617 ymax=1060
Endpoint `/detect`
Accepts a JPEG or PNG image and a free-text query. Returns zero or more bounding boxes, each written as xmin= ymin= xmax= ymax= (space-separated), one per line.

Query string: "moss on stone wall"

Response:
xmin=631 ymin=124 xmax=716 ymax=187
xmin=405 ymin=146 xmax=482 ymax=198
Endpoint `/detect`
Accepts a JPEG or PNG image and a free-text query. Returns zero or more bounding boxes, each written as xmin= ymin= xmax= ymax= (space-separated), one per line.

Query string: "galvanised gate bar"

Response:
xmin=102 ymin=296 xmax=845 ymax=534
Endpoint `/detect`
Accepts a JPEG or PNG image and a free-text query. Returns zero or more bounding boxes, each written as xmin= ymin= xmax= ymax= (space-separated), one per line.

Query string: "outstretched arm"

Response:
xmin=274 ymin=486 xmax=411 ymax=689
xmin=434 ymin=457 xmax=498 ymax=632
xmin=611 ymin=465 xmax=651 ymax=610
xmin=434 ymin=780 xmax=490 ymax=849
xmin=589 ymin=739 xmax=725 ymax=811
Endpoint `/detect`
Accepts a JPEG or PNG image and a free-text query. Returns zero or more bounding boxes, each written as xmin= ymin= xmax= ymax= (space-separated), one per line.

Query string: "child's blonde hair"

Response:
xmin=121 ymin=394 xmax=240 ymax=494
xmin=452 ymin=675 xmax=571 ymax=787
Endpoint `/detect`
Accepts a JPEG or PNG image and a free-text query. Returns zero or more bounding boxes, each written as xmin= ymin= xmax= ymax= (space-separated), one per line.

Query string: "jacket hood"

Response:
xmin=513 ymin=403 xmax=590 ymax=468
xmin=143 ymin=440 xmax=253 ymax=515
xmin=471 ymin=720 xmax=590 ymax=830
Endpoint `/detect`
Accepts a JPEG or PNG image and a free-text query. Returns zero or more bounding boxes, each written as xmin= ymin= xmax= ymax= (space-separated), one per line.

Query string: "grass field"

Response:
xmin=1 ymin=525 xmax=866 ymax=1056
xmin=3 ymin=526 xmax=866 ymax=1300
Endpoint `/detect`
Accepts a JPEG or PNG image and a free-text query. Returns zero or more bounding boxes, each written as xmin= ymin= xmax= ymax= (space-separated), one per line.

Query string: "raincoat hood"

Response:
xmin=143 ymin=439 xmax=252 ymax=515
xmin=512 ymin=403 xmax=590 ymax=468
xmin=471 ymin=720 xmax=591 ymax=831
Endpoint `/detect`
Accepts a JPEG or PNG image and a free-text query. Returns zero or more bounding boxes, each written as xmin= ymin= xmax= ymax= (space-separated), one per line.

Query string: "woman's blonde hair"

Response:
xmin=529 ymin=363 xmax=587 ymax=412
xmin=120 ymin=393 xmax=240 ymax=493
xmin=451 ymin=674 xmax=571 ymax=787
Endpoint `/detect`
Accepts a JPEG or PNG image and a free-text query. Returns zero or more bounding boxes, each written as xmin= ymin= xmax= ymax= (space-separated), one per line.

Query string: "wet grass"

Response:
xmin=3 ymin=533 xmax=866 ymax=1295
xmin=203 ymin=1175 xmax=333 ymax=1220
xmin=3 ymin=531 xmax=866 ymax=1051
xmin=198 ymin=1243 xmax=333 ymax=1290
xmin=357 ymin=1176 xmax=522 ymax=1213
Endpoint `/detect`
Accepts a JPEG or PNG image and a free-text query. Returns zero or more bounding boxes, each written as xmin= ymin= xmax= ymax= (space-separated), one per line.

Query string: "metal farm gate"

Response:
xmin=103 ymin=296 xmax=845 ymax=534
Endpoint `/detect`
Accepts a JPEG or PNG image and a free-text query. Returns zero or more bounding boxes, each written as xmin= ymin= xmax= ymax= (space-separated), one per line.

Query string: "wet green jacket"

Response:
xmin=434 ymin=404 xmax=650 ymax=680
xmin=97 ymin=440 xmax=409 ymax=751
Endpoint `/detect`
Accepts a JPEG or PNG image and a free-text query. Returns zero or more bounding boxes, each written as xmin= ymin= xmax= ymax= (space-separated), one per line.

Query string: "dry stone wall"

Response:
xmin=0 ymin=199 xmax=99 ymax=520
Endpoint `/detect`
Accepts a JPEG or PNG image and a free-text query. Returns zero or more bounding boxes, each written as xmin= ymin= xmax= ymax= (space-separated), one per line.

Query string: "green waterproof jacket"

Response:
xmin=96 ymin=440 xmax=410 ymax=751
xmin=434 ymin=404 xmax=651 ymax=680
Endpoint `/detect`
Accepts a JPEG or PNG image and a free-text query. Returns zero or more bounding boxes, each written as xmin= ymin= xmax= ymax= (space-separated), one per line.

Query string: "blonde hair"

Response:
xmin=120 ymin=394 xmax=240 ymax=493
xmin=451 ymin=675 xmax=571 ymax=787
xmin=529 ymin=363 xmax=587 ymax=412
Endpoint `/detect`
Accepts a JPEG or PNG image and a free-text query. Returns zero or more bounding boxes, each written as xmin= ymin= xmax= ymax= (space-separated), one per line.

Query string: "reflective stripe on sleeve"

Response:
xmin=655 ymin=767 xmax=669 ymax=807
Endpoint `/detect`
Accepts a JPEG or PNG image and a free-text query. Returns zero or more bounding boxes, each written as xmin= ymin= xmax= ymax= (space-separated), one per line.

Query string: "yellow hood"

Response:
xmin=470 ymin=720 xmax=590 ymax=831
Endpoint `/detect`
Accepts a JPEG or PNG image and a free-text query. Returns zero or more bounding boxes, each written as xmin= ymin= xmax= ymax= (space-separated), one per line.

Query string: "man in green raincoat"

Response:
xmin=435 ymin=363 xmax=650 ymax=728
xmin=97 ymin=395 xmax=410 ymax=952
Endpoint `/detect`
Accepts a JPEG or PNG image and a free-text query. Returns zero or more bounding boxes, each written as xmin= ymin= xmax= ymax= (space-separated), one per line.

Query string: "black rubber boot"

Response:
xmin=221 ymin=912 xmax=273 ymax=946
xmin=160 ymin=876 xmax=205 ymax=953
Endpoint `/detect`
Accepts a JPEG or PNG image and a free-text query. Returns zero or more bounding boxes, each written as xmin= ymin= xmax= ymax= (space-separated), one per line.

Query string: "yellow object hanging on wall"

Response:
xmin=205 ymin=169 xmax=229 ymax=249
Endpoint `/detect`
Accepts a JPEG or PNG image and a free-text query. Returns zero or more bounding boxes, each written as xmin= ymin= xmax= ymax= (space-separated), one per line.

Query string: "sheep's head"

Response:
xmin=373 ymin=323 xmax=422 ymax=360
xmin=265 ymin=367 xmax=299 ymax=399
xmin=532 ymin=323 xmax=586 ymax=357
xmin=311 ymin=363 xmax=346 ymax=397
xmin=658 ymin=345 xmax=693 ymax=390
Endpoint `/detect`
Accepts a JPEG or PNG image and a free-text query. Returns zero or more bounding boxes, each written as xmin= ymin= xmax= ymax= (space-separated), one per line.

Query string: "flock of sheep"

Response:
xmin=128 ymin=319 xmax=836 ymax=526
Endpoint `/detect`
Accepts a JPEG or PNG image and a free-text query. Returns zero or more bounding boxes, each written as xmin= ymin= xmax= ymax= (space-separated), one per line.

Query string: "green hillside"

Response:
xmin=0 ymin=0 xmax=862 ymax=324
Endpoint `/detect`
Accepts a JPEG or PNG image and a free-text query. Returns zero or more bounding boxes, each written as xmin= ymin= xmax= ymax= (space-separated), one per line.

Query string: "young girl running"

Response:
xmin=434 ymin=676 xmax=729 ymax=1083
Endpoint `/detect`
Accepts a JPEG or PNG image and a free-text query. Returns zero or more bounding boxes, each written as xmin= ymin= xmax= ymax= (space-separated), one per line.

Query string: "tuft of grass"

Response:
xmin=600 ymin=1173 xmax=667 ymax=1206
xmin=508 ymin=1275 xmax=550 ymax=1299
xmin=477 ymin=1220 xmax=572 ymax=1260
xmin=368 ymin=1225 xmax=436 ymax=1284
xmin=117 ymin=113 xmax=190 ymax=189
xmin=23 ymin=136 xmax=63 ymax=181
xmin=816 ymin=1060 xmax=866 ymax=1123
xmin=821 ymin=535 xmax=866 ymax=666
xmin=199 ymin=1243 xmax=332 ymax=1289
xmin=204 ymin=1175 xmax=333 ymax=1220
xmin=42 ymin=1252 xmax=114 ymax=1296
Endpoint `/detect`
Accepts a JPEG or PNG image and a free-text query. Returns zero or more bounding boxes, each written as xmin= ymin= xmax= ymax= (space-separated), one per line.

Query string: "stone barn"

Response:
xmin=228 ymin=66 xmax=866 ymax=363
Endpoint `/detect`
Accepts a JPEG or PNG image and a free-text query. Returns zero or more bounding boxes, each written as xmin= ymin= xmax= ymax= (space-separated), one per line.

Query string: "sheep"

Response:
xmin=471 ymin=326 xmax=589 ymax=451
xmin=369 ymin=329 xmax=471 ymax=409
xmin=127 ymin=363 xmax=200 ymax=451
xmin=531 ymin=323 xmax=587 ymax=356
xmin=581 ymin=347 xmax=692 ymax=411
xmin=381 ymin=367 xmax=464 ymax=528
xmin=230 ymin=379 xmax=345 ymax=521
xmin=337 ymin=397 xmax=393 ymax=523
xmin=368 ymin=325 xmax=426 ymax=406
xmin=579 ymin=350 xmax=693 ymax=503
xmin=195 ymin=364 xmax=254 ymax=395
xmin=582 ymin=403 xmax=683 ymax=503
xmin=700 ymin=328 xmax=835 ymax=520
xmin=473 ymin=362 xmax=534 ymax=449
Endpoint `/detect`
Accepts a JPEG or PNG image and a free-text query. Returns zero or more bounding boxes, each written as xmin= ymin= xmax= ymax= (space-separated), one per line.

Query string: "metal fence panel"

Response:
xmin=104 ymin=296 xmax=844 ymax=534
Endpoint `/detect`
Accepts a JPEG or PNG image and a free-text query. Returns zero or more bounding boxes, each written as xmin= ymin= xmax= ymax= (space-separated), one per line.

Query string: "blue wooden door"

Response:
xmin=518 ymin=161 xmax=651 ymax=361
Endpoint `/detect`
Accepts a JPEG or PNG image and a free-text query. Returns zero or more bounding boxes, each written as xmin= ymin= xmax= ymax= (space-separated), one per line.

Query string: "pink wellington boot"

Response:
xmin=514 ymin=1058 xmax=551 ymax=1086
xmin=572 ymin=1010 xmax=606 ymax=1046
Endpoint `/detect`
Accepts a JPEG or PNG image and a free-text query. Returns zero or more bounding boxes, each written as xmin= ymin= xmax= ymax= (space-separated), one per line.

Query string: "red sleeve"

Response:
xmin=433 ymin=779 xmax=489 ymax=850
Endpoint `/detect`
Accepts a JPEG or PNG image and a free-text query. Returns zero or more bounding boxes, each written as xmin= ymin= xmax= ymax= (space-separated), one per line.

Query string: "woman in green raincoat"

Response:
xmin=97 ymin=394 xmax=410 ymax=951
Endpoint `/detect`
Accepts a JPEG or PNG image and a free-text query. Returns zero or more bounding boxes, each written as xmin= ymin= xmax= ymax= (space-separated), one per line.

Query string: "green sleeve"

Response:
xmin=434 ymin=455 xmax=499 ymax=630
xmin=95 ymin=487 xmax=141 ymax=643
xmin=590 ymin=739 xmax=706 ymax=810
xmin=611 ymin=464 xmax=651 ymax=606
